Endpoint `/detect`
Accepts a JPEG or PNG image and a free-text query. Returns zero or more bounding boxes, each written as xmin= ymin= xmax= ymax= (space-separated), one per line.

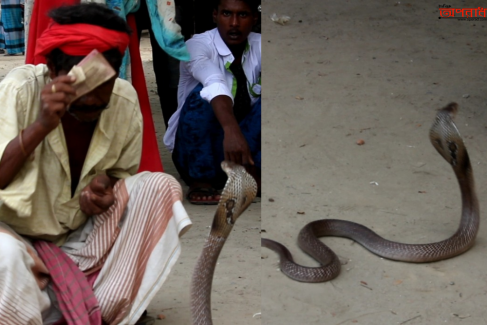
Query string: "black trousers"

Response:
xmin=134 ymin=0 xmax=181 ymax=128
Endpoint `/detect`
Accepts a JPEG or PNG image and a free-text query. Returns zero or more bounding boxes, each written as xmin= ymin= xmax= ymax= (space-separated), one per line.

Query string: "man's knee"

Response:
xmin=142 ymin=172 xmax=182 ymax=196
xmin=126 ymin=172 xmax=182 ymax=199
xmin=0 ymin=232 xmax=30 ymax=269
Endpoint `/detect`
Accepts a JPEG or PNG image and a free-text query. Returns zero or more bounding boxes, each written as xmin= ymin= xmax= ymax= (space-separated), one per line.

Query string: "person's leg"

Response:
xmin=134 ymin=0 xmax=151 ymax=40
xmin=0 ymin=9 xmax=5 ymax=53
xmin=148 ymin=29 xmax=179 ymax=128
xmin=0 ymin=229 xmax=51 ymax=324
xmin=175 ymin=0 xmax=193 ymax=40
xmin=135 ymin=0 xmax=180 ymax=128
xmin=1 ymin=0 xmax=24 ymax=55
xmin=63 ymin=174 xmax=191 ymax=324
xmin=239 ymin=97 xmax=261 ymax=168
xmin=238 ymin=97 xmax=261 ymax=194
xmin=172 ymin=84 xmax=229 ymax=203
xmin=173 ymin=90 xmax=262 ymax=202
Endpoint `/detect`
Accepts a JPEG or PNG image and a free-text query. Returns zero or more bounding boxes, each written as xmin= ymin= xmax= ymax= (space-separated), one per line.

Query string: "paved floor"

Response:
xmin=261 ymin=1 xmax=487 ymax=324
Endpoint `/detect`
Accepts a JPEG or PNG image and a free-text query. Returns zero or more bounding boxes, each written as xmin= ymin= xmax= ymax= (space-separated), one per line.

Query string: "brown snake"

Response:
xmin=191 ymin=161 xmax=258 ymax=324
xmin=262 ymin=103 xmax=480 ymax=282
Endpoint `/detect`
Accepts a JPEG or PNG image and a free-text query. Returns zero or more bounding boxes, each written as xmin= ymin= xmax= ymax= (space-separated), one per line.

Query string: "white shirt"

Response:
xmin=163 ymin=28 xmax=261 ymax=151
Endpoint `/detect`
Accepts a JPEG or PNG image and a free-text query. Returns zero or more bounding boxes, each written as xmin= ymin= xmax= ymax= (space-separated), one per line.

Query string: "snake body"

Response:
xmin=191 ymin=161 xmax=258 ymax=324
xmin=262 ymin=103 xmax=480 ymax=282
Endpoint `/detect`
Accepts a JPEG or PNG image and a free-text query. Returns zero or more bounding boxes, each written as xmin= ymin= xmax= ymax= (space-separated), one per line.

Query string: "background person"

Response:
xmin=164 ymin=0 xmax=261 ymax=204
xmin=0 ymin=0 xmax=24 ymax=56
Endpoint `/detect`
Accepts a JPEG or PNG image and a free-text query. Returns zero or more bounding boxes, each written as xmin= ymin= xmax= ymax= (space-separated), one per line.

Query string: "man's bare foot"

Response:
xmin=187 ymin=183 xmax=221 ymax=205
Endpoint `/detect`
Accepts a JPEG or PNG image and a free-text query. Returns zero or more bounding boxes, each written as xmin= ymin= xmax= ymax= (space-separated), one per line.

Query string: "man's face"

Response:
xmin=68 ymin=77 xmax=117 ymax=123
xmin=47 ymin=54 xmax=118 ymax=123
xmin=213 ymin=0 xmax=257 ymax=47
xmin=48 ymin=68 xmax=117 ymax=123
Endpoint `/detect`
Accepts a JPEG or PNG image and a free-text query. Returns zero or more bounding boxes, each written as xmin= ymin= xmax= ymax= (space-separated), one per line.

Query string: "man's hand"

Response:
xmin=223 ymin=126 xmax=254 ymax=166
xmin=79 ymin=174 xmax=115 ymax=215
xmin=211 ymin=95 xmax=254 ymax=166
xmin=37 ymin=75 xmax=77 ymax=132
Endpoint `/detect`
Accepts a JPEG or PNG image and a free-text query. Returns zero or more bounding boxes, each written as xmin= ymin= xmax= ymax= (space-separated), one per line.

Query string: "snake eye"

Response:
xmin=448 ymin=142 xmax=458 ymax=153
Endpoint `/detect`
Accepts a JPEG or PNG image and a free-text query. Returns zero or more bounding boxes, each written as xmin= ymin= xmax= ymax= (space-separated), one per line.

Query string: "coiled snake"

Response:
xmin=191 ymin=161 xmax=258 ymax=324
xmin=262 ymin=103 xmax=479 ymax=282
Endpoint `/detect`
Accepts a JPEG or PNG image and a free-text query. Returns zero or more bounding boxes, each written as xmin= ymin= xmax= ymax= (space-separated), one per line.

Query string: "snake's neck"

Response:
xmin=456 ymin=168 xmax=480 ymax=234
xmin=191 ymin=235 xmax=227 ymax=325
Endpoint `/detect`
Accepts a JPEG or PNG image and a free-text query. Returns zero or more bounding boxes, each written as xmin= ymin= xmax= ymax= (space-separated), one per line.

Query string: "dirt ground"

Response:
xmin=0 ymin=34 xmax=261 ymax=324
xmin=261 ymin=0 xmax=487 ymax=324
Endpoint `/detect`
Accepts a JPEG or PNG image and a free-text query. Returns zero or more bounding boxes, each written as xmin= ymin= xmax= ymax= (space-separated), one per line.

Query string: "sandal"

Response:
xmin=186 ymin=186 xmax=220 ymax=205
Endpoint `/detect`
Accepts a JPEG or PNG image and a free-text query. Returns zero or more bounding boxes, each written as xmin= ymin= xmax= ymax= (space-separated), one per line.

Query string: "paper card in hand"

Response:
xmin=67 ymin=49 xmax=117 ymax=104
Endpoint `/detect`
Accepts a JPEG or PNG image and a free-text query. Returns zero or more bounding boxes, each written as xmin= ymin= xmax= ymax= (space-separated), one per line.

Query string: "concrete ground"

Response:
xmin=0 ymin=33 xmax=261 ymax=325
xmin=261 ymin=0 xmax=487 ymax=324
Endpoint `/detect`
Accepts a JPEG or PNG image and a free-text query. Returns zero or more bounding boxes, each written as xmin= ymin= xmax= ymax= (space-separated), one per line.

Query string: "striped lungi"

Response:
xmin=0 ymin=172 xmax=192 ymax=325
xmin=0 ymin=0 xmax=25 ymax=54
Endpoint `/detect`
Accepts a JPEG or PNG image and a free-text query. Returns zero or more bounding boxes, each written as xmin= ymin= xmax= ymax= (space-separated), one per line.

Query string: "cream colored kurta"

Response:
xmin=0 ymin=64 xmax=143 ymax=243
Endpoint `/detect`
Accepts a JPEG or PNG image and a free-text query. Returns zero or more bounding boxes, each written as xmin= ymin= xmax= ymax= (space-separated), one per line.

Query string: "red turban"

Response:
xmin=34 ymin=23 xmax=130 ymax=58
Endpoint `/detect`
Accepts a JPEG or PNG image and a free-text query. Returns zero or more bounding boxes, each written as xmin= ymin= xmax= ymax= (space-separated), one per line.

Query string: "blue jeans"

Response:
xmin=172 ymin=84 xmax=261 ymax=188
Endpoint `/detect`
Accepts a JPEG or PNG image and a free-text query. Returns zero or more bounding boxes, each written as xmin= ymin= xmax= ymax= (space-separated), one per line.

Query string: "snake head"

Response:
xmin=210 ymin=161 xmax=258 ymax=237
xmin=221 ymin=160 xmax=239 ymax=175
xmin=430 ymin=103 xmax=469 ymax=170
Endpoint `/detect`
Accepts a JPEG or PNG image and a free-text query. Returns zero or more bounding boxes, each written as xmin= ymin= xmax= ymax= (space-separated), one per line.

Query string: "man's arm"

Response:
xmin=0 ymin=122 xmax=50 ymax=189
xmin=0 ymin=75 xmax=76 ymax=189
xmin=211 ymin=95 xmax=254 ymax=166
xmin=185 ymin=39 xmax=253 ymax=165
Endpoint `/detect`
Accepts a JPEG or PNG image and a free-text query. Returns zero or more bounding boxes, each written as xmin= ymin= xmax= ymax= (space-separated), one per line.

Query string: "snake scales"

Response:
xmin=191 ymin=161 xmax=258 ymax=325
xmin=262 ymin=103 xmax=479 ymax=282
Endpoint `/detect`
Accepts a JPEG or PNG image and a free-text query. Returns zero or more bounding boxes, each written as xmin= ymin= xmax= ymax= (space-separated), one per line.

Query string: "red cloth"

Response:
xmin=25 ymin=0 xmax=79 ymax=65
xmin=34 ymin=241 xmax=102 ymax=325
xmin=25 ymin=3 xmax=164 ymax=172
xmin=34 ymin=23 xmax=130 ymax=60
xmin=127 ymin=14 xmax=163 ymax=172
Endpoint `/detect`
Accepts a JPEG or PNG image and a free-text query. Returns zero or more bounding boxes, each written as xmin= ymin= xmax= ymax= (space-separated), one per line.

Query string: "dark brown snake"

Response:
xmin=191 ymin=161 xmax=258 ymax=324
xmin=262 ymin=103 xmax=480 ymax=282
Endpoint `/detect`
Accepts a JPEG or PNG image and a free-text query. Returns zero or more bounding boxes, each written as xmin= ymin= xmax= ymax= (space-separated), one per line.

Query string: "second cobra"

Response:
xmin=262 ymin=103 xmax=480 ymax=283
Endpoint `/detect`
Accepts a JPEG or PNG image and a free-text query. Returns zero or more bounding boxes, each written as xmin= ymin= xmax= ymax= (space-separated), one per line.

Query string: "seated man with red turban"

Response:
xmin=0 ymin=3 xmax=191 ymax=324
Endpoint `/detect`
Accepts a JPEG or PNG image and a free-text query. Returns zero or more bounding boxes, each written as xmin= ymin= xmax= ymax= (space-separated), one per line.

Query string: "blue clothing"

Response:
xmin=0 ymin=0 xmax=24 ymax=54
xmin=145 ymin=0 xmax=189 ymax=61
xmin=172 ymin=84 xmax=261 ymax=188
xmin=105 ymin=0 xmax=139 ymax=80
xmin=104 ymin=0 xmax=188 ymax=80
